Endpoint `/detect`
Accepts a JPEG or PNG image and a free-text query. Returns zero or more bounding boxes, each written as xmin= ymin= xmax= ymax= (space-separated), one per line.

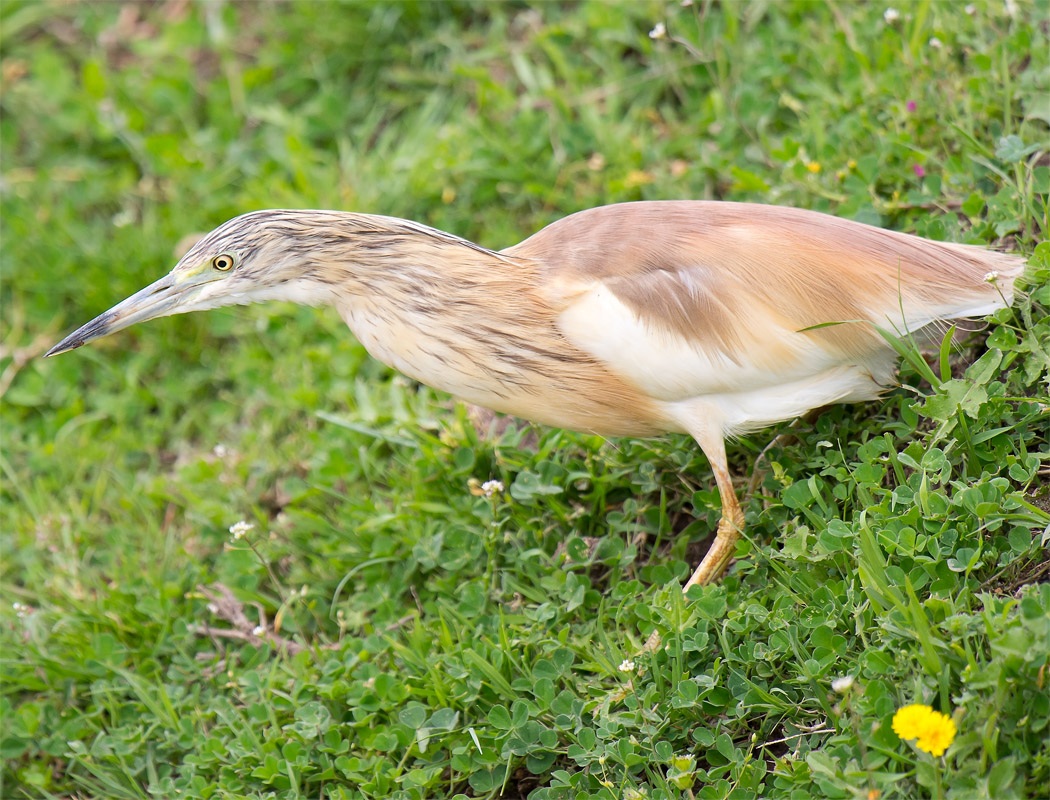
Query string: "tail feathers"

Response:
xmin=895 ymin=243 xmax=1026 ymax=332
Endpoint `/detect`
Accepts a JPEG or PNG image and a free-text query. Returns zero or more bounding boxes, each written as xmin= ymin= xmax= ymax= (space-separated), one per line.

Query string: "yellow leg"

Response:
xmin=641 ymin=429 xmax=742 ymax=652
xmin=683 ymin=426 xmax=745 ymax=591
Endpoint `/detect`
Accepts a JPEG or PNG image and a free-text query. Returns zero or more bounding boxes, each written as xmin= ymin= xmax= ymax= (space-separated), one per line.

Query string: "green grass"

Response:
xmin=2 ymin=1 xmax=1049 ymax=798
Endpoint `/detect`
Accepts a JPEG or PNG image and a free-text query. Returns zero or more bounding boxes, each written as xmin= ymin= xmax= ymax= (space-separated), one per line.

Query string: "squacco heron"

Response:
xmin=47 ymin=201 xmax=1024 ymax=589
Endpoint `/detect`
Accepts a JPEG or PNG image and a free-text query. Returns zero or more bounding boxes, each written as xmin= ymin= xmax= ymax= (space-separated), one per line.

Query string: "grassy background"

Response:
xmin=2 ymin=1 xmax=1049 ymax=798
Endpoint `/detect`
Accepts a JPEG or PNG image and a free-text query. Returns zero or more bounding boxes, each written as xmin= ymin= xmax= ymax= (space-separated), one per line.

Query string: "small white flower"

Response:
xmin=929 ymin=36 xmax=943 ymax=49
xmin=671 ymin=752 xmax=697 ymax=772
xmin=12 ymin=602 xmax=29 ymax=618
xmin=618 ymin=659 xmax=636 ymax=673
xmin=883 ymin=8 xmax=900 ymax=23
xmin=481 ymin=479 xmax=504 ymax=497
xmin=213 ymin=444 xmax=229 ymax=459
xmin=649 ymin=22 xmax=666 ymax=40
xmin=964 ymin=3 xmax=976 ymax=14
xmin=984 ymin=271 xmax=1000 ymax=283
xmin=252 ymin=625 xmax=265 ymax=637
xmin=111 ymin=209 xmax=135 ymax=228
xmin=680 ymin=0 xmax=693 ymax=6
xmin=229 ymin=520 xmax=254 ymax=540
xmin=832 ymin=675 xmax=854 ymax=693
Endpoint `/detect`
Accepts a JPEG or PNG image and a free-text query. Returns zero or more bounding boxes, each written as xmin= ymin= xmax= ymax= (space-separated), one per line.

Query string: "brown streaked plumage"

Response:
xmin=46 ymin=201 xmax=1025 ymax=589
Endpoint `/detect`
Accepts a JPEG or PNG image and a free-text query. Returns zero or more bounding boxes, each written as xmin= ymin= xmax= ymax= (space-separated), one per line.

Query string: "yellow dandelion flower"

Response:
xmin=892 ymin=704 xmax=933 ymax=739
xmin=892 ymin=704 xmax=956 ymax=757
xmin=806 ymin=161 xmax=821 ymax=173
xmin=915 ymin=713 xmax=956 ymax=756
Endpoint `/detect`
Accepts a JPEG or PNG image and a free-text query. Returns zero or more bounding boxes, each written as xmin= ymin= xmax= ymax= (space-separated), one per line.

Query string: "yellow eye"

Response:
xmin=212 ymin=254 xmax=235 ymax=271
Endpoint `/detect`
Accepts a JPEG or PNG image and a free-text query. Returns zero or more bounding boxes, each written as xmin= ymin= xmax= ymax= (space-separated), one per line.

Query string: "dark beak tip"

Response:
xmin=45 ymin=339 xmax=82 ymax=358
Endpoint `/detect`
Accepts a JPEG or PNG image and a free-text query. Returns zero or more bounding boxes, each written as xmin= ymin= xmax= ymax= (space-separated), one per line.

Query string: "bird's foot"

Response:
xmin=683 ymin=517 xmax=743 ymax=591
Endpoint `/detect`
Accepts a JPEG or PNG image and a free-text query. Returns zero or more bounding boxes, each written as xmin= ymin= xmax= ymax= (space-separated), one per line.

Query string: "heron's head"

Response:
xmin=46 ymin=210 xmax=339 ymax=357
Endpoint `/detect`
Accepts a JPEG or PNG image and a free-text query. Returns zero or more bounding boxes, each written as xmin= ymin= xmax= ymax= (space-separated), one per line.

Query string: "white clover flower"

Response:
xmin=618 ymin=659 xmax=636 ymax=673
xmin=229 ymin=520 xmax=255 ymax=540
xmin=929 ymin=36 xmax=943 ymax=49
xmin=832 ymin=675 xmax=854 ymax=693
xmin=649 ymin=22 xmax=667 ymax=40
xmin=252 ymin=625 xmax=265 ymax=637
xmin=964 ymin=4 xmax=976 ymax=14
xmin=884 ymin=8 xmax=900 ymax=23
xmin=481 ymin=479 xmax=504 ymax=497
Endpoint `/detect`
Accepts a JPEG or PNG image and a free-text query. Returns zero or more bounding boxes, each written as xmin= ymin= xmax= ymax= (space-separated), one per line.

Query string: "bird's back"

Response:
xmin=504 ymin=201 xmax=1024 ymax=434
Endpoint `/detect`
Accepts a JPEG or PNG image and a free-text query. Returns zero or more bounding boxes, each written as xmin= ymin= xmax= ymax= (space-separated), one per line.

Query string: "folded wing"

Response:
xmin=506 ymin=201 xmax=1023 ymax=412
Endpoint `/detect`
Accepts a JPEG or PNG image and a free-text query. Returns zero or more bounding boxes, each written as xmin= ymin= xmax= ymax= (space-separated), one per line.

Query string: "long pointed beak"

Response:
xmin=46 ymin=273 xmax=185 ymax=357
